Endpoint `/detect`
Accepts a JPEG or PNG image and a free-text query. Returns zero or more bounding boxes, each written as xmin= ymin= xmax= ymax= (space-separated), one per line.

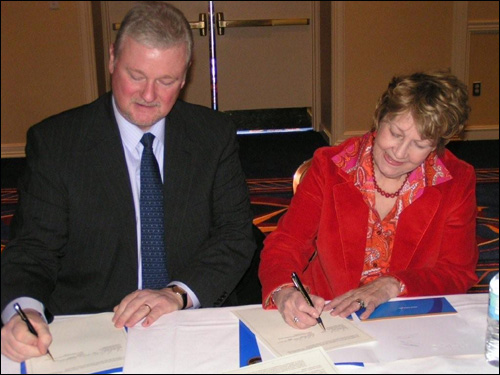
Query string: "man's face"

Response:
xmin=109 ymin=36 xmax=188 ymax=129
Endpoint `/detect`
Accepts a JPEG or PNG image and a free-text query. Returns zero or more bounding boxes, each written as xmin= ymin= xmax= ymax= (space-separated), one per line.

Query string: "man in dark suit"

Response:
xmin=1 ymin=2 xmax=255 ymax=362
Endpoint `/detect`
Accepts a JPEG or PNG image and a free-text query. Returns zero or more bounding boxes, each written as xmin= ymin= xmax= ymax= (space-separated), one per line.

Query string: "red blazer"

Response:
xmin=259 ymin=137 xmax=479 ymax=306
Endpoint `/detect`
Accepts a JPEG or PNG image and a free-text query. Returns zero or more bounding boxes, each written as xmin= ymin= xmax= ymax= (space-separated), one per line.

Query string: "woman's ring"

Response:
xmin=293 ymin=316 xmax=300 ymax=323
xmin=355 ymin=299 xmax=365 ymax=309
xmin=144 ymin=303 xmax=152 ymax=314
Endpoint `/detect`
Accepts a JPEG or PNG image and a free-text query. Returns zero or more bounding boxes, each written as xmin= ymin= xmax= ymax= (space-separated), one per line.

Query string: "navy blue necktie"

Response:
xmin=140 ymin=133 xmax=169 ymax=289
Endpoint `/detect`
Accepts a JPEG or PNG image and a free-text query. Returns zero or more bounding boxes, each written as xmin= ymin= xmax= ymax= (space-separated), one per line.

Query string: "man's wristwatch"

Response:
xmin=167 ymin=285 xmax=188 ymax=310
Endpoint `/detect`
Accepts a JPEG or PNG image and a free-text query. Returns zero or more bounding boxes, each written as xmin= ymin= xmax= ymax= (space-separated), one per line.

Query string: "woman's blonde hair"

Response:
xmin=372 ymin=70 xmax=470 ymax=154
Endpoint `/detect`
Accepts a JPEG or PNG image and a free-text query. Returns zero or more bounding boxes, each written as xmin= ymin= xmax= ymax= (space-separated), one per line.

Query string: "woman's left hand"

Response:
xmin=325 ymin=276 xmax=401 ymax=320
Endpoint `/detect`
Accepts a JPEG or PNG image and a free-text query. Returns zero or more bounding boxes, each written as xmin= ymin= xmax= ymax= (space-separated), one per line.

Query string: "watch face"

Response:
xmin=170 ymin=285 xmax=187 ymax=309
xmin=172 ymin=285 xmax=186 ymax=295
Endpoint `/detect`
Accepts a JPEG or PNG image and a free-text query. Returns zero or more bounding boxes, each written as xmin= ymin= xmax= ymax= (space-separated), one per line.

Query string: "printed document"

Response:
xmin=233 ymin=308 xmax=373 ymax=357
xmin=224 ymin=347 xmax=339 ymax=374
xmin=24 ymin=312 xmax=126 ymax=374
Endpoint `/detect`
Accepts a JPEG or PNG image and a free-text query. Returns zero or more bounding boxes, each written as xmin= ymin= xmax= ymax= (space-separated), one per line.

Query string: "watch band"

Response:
xmin=167 ymin=285 xmax=188 ymax=310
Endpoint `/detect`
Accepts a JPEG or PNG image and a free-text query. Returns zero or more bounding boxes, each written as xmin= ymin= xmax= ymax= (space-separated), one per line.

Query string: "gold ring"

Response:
xmin=144 ymin=303 xmax=152 ymax=314
xmin=355 ymin=299 xmax=365 ymax=309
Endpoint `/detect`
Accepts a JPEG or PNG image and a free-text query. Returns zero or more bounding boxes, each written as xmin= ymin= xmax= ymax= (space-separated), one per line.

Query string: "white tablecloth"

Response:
xmin=1 ymin=294 xmax=497 ymax=374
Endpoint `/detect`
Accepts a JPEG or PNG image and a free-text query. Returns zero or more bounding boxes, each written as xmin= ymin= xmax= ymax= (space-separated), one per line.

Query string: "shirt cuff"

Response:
xmin=2 ymin=297 xmax=46 ymax=325
xmin=167 ymin=281 xmax=200 ymax=309
xmin=264 ymin=283 xmax=295 ymax=308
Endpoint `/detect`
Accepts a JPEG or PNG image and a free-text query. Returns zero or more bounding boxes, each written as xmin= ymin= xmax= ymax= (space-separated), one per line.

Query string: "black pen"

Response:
xmin=13 ymin=303 xmax=54 ymax=360
xmin=291 ymin=272 xmax=326 ymax=331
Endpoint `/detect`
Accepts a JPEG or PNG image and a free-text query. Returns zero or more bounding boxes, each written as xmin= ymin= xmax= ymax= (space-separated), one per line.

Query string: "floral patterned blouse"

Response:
xmin=332 ymin=132 xmax=452 ymax=290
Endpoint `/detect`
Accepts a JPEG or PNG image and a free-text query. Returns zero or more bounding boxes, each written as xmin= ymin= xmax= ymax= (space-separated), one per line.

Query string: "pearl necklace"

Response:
xmin=372 ymin=152 xmax=409 ymax=199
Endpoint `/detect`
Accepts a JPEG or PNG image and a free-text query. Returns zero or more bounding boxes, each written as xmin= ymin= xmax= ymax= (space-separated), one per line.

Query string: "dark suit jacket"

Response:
xmin=1 ymin=93 xmax=256 ymax=316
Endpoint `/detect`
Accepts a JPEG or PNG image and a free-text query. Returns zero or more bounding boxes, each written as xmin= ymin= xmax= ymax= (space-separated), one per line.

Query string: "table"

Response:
xmin=1 ymin=294 xmax=497 ymax=374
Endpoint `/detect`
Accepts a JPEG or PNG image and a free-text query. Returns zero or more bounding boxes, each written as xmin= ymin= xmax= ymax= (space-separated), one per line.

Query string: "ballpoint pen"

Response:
xmin=291 ymin=272 xmax=326 ymax=331
xmin=13 ymin=303 xmax=54 ymax=360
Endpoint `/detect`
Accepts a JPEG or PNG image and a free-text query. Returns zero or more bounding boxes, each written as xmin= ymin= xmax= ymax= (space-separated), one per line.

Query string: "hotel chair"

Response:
xmin=292 ymin=158 xmax=313 ymax=194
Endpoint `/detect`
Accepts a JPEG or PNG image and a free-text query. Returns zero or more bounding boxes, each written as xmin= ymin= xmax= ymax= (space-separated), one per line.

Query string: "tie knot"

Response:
xmin=140 ymin=133 xmax=155 ymax=150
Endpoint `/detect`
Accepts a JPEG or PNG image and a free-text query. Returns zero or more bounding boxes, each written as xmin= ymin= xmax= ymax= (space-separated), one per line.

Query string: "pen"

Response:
xmin=13 ymin=303 xmax=54 ymax=360
xmin=291 ymin=272 xmax=326 ymax=331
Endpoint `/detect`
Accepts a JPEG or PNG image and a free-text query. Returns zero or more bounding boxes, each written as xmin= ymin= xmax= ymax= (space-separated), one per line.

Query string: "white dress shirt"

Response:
xmin=1 ymin=98 xmax=200 ymax=325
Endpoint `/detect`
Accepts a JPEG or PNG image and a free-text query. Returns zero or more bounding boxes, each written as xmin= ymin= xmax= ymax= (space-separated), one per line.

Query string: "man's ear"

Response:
xmin=180 ymin=61 xmax=192 ymax=90
xmin=109 ymin=43 xmax=116 ymax=74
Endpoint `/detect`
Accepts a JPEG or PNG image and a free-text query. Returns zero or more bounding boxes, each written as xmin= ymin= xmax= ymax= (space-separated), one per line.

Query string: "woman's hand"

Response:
xmin=325 ymin=276 xmax=401 ymax=319
xmin=273 ymin=287 xmax=325 ymax=329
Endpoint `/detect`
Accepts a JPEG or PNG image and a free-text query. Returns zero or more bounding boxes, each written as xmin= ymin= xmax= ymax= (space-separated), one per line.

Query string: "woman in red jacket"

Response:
xmin=259 ymin=71 xmax=478 ymax=328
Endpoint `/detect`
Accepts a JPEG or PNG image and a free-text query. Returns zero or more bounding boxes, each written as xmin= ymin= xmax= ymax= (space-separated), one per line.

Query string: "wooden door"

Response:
xmin=100 ymin=1 xmax=315 ymax=112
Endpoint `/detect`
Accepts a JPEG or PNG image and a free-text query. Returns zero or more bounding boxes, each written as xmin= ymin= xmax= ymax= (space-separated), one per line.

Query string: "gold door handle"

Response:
xmin=113 ymin=13 xmax=207 ymax=36
xmin=216 ymin=12 xmax=309 ymax=35
xmin=191 ymin=13 xmax=207 ymax=36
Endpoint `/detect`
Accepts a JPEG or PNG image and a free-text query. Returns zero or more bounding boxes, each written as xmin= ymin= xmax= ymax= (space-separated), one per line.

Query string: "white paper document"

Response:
xmin=123 ymin=308 xmax=242 ymax=373
xmin=25 ymin=313 xmax=127 ymax=374
xmin=224 ymin=347 xmax=339 ymax=374
xmin=232 ymin=308 xmax=374 ymax=357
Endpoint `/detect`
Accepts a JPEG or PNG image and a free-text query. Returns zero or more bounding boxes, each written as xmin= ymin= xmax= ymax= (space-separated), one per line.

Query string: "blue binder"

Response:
xmin=239 ymin=320 xmax=261 ymax=367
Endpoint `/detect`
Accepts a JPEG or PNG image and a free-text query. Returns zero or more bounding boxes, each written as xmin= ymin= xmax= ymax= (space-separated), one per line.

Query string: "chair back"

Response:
xmin=292 ymin=158 xmax=312 ymax=194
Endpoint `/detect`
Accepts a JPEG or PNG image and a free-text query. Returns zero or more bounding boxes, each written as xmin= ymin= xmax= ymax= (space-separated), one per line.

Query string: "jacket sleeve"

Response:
xmin=1 ymin=124 xmax=67 ymax=314
xmin=258 ymin=147 xmax=328 ymax=308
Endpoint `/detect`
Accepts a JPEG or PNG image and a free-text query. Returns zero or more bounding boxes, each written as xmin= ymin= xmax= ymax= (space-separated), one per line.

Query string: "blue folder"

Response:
xmin=239 ymin=320 xmax=261 ymax=367
xmin=355 ymin=297 xmax=457 ymax=320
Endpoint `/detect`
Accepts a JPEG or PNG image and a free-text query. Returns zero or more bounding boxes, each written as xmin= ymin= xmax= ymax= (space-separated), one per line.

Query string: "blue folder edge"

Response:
xmin=354 ymin=296 xmax=457 ymax=320
xmin=21 ymin=362 xmax=122 ymax=374
xmin=238 ymin=320 xmax=364 ymax=368
xmin=239 ymin=320 xmax=261 ymax=367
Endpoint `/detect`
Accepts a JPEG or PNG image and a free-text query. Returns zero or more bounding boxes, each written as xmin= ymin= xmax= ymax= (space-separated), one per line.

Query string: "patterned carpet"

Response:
xmin=471 ymin=168 xmax=500 ymax=292
xmin=1 ymin=169 xmax=498 ymax=294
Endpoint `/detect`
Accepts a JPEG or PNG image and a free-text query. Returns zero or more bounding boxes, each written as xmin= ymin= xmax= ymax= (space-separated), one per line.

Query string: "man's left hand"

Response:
xmin=112 ymin=288 xmax=185 ymax=328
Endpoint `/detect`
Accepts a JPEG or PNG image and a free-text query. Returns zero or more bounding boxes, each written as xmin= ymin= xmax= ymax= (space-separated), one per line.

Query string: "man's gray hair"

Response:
xmin=114 ymin=1 xmax=193 ymax=65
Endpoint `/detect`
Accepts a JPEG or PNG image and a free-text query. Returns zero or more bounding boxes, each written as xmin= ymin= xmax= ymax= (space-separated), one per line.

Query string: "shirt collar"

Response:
xmin=332 ymin=132 xmax=452 ymax=187
xmin=112 ymin=95 xmax=165 ymax=152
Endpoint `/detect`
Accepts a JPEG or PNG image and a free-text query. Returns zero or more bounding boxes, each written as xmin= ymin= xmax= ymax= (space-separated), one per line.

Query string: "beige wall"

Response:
xmin=1 ymin=1 xmax=96 ymax=157
xmin=1 ymin=1 xmax=498 ymax=157
xmin=468 ymin=32 xmax=499 ymax=127
xmin=323 ymin=1 xmax=499 ymax=144
xmin=467 ymin=1 xmax=499 ymax=135
xmin=469 ymin=1 xmax=499 ymax=20
xmin=345 ymin=1 xmax=453 ymax=134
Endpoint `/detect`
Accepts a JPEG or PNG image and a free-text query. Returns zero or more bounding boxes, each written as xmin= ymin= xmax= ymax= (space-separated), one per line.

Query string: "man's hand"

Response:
xmin=1 ymin=310 xmax=52 ymax=362
xmin=112 ymin=288 xmax=190 ymax=328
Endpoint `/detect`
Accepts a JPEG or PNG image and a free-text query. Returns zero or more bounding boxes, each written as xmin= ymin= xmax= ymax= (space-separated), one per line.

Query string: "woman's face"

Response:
xmin=373 ymin=112 xmax=436 ymax=180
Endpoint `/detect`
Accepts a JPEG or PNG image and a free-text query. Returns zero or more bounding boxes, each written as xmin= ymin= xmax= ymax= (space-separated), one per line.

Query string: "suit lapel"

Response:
xmin=84 ymin=95 xmax=137 ymax=253
xmin=163 ymin=105 xmax=195 ymax=251
xmin=333 ymin=180 xmax=369 ymax=285
xmin=330 ymin=163 xmax=442 ymax=284
xmin=391 ymin=188 xmax=442 ymax=270
xmin=333 ymin=179 xmax=443 ymax=277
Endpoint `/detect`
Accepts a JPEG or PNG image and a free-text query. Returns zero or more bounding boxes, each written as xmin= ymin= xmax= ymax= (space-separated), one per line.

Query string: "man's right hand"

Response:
xmin=1 ymin=310 xmax=52 ymax=362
